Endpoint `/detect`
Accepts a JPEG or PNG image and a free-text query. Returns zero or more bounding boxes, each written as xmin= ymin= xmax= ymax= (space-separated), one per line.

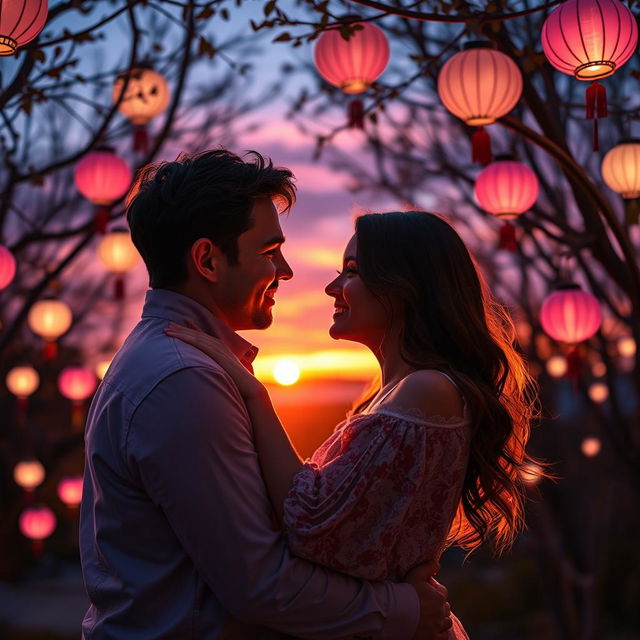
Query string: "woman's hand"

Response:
xmin=164 ymin=321 xmax=264 ymax=400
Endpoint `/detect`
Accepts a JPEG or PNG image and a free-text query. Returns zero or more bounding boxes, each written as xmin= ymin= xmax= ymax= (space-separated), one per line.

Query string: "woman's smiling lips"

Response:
xmin=333 ymin=303 xmax=348 ymax=317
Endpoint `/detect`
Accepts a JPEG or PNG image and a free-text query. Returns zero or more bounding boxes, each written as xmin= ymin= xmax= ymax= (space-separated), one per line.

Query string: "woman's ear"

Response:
xmin=189 ymin=238 xmax=221 ymax=283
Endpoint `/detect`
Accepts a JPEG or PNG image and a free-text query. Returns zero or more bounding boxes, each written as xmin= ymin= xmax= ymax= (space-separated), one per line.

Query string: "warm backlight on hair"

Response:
xmin=273 ymin=359 xmax=301 ymax=386
xmin=520 ymin=463 xmax=543 ymax=486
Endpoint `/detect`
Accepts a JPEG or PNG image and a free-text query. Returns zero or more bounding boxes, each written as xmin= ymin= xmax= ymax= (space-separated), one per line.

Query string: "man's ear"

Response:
xmin=189 ymin=238 xmax=222 ymax=283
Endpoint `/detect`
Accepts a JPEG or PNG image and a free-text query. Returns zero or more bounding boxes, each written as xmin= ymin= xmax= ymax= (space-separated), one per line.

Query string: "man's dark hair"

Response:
xmin=126 ymin=148 xmax=296 ymax=288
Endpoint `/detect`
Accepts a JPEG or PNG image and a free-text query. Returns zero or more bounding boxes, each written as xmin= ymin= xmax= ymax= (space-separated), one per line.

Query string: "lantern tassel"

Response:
xmin=498 ymin=222 xmax=517 ymax=251
xmin=43 ymin=340 xmax=57 ymax=361
xmin=585 ymin=81 xmax=607 ymax=152
xmin=625 ymin=199 xmax=640 ymax=226
xmin=348 ymin=99 xmax=364 ymax=129
xmin=472 ymin=127 xmax=492 ymax=165
xmin=32 ymin=539 xmax=44 ymax=558
xmin=95 ymin=207 xmax=110 ymax=235
xmin=133 ymin=125 xmax=149 ymax=153
xmin=114 ymin=276 xmax=125 ymax=301
xmin=72 ymin=401 xmax=85 ymax=432
xmin=566 ymin=345 xmax=583 ymax=392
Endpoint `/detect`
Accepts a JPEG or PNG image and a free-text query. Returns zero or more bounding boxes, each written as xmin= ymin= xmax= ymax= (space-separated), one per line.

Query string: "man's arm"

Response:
xmin=127 ymin=365 xmax=421 ymax=639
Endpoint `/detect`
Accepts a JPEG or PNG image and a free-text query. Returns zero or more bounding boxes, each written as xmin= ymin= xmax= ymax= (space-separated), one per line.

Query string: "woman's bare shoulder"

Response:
xmin=381 ymin=369 xmax=466 ymax=420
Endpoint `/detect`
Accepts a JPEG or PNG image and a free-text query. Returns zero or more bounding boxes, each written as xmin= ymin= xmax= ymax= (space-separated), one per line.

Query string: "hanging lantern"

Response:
xmin=437 ymin=41 xmax=522 ymax=164
xmin=546 ymin=355 xmax=568 ymax=378
xmin=27 ymin=298 xmax=72 ymax=361
xmin=112 ymin=65 xmax=170 ymax=153
xmin=57 ymin=476 xmax=83 ymax=512
xmin=474 ymin=156 xmax=539 ymax=251
xmin=19 ymin=504 xmax=56 ymax=556
xmin=601 ymin=139 xmax=640 ymax=224
xmin=58 ymin=367 xmax=97 ymax=431
xmin=0 ymin=244 xmax=16 ymax=289
xmin=97 ymin=228 xmax=140 ymax=300
xmin=314 ymin=21 xmax=390 ymax=128
xmin=13 ymin=459 xmax=45 ymax=496
xmin=0 ymin=0 xmax=48 ymax=56
xmin=588 ymin=381 xmax=609 ymax=403
xmin=541 ymin=0 xmax=638 ymax=151
xmin=617 ymin=335 xmax=636 ymax=357
xmin=540 ymin=284 xmax=602 ymax=385
xmin=74 ymin=148 xmax=131 ymax=234
xmin=95 ymin=358 xmax=112 ymax=380
xmin=520 ymin=462 xmax=543 ymax=487
xmin=581 ymin=437 xmax=602 ymax=457
xmin=6 ymin=365 xmax=39 ymax=426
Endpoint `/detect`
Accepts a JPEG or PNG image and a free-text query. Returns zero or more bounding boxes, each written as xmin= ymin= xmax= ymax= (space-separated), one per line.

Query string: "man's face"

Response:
xmin=214 ymin=197 xmax=292 ymax=330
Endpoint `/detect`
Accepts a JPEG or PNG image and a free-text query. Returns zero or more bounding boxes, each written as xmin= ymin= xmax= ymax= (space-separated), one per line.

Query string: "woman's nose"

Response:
xmin=325 ymin=275 xmax=341 ymax=297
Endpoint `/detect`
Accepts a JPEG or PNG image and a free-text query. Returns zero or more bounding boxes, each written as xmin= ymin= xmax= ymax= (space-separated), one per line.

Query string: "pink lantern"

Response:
xmin=57 ymin=476 xmax=83 ymax=511
xmin=314 ymin=21 xmax=390 ymax=128
xmin=474 ymin=157 xmax=539 ymax=251
xmin=0 ymin=0 xmax=48 ymax=56
xmin=541 ymin=0 xmax=638 ymax=151
xmin=74 ymin=148 xmax=131 ymax=234
xmin=438 ymin=41 xmax=522 ymax=164
xmin=19 ymin=504 xmax=56 ymax=556
xmin=540 ymin=284 xmax=602 ymax=384
xmin=0 ymin=244 xmax=16 ymax=289
xmin=57 ymin=367 xmax=97 ymax=431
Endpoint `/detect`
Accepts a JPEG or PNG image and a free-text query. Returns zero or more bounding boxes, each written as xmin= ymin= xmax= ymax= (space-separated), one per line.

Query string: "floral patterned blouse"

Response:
xmin=283 ymin=377 xmax=472 ymax=638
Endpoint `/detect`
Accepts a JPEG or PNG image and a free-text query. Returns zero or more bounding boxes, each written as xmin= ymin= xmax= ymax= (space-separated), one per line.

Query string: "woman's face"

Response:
xmin=325 ymin=234 xmax=389 ymax=349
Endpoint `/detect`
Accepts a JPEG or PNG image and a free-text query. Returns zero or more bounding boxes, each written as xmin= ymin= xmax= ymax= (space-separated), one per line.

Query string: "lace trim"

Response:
xmin=350 ymin=406 xmax=470 ymax=429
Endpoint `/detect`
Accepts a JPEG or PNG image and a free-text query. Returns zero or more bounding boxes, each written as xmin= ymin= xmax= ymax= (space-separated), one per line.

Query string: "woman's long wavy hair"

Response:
xmin=353 ymin=211 xmax=540 ymax=554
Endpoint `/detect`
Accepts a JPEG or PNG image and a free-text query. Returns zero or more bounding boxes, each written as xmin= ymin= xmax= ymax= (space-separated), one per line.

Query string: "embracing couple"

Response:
xmin=79 ymin=149 xmax=537 ymax=639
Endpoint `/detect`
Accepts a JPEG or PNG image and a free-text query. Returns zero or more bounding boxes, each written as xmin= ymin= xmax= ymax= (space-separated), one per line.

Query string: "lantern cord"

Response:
xmin=472 ymin=126 xmax=492 ymax=164
xmin=95 ymin=207 xmax=110 ymax=235
xmin=115 ymin=276 xmax=126 ymax=301
xmin=348 ymin=99 xmax=365 ymax=129
xmin=44 ymin=341 xmax=57 ymax=362
xmin=133 ymin=125 xmax=150 ymax=153
xmin=566 ymin=345 xmax=582 ymax=393
xmin=585 ymin=82 xmax=607 ymax=152
xmin=498 ymin=222 xmax=517 ymax=252
xmin=17 ymin=397 xmax=28 ymax=428
xmin=625 ymin=199 xmax=640 ymax=226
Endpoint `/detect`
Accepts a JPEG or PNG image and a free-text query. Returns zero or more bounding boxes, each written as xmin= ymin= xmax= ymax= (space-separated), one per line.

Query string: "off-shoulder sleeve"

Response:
xmin=283 ymin=411 xmax=470 ymax=582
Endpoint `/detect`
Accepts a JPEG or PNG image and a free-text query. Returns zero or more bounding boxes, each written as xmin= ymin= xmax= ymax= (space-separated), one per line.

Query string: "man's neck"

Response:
xmin=163 ymin=284 xmax=230 ymax=329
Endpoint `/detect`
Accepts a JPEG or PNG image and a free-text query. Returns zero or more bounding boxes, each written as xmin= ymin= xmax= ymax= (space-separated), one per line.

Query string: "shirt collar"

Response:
xmin=141 ymin=288 xmax=258 ymax=370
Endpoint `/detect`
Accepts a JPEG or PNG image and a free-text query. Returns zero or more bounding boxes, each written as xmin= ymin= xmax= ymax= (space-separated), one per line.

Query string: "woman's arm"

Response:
xmin=164 ymin=322 xmax=302 ymax=522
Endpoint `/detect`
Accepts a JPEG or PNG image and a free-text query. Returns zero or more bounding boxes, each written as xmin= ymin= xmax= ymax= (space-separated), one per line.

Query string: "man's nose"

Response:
xmin=276 ymin=254 xmax=293 ymax=281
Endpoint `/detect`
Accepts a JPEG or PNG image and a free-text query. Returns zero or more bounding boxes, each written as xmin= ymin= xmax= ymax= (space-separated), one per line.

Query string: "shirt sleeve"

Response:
xmin=127 ymin=366 xmax=419 ymax=639
xmin=283 ymin=411 xmax=470 ymax=582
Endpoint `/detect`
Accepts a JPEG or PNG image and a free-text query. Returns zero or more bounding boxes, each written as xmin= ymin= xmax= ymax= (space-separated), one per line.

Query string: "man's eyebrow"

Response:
xmin=260 ymin=236 xmax=286 ymax=249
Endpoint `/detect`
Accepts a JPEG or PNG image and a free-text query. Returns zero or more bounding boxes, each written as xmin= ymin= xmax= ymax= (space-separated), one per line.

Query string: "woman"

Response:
xmin=165 ymin=211 xmax=539 ymax=638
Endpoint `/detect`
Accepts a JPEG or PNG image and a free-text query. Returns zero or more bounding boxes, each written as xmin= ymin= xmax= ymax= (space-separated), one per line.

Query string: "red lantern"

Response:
xmin=57 ymin=367 xmax=97 ymax=431
xmin=74 ymin=148 xmax=131 ymax=234
xmin=0 ymin=0 xmax=48 ymax=55
xmin=0 ymin=244 xmax=16 ymax=289
xmin=540 ymin=284 xmax=602 ymax=384
xmin=541 ymin=0 xmax=638 ymax=151
xmin=19 ymin=504 xmax=56 ymax=556
xmin=57 ymin=476 xmax=83 ymax=513
xmin=438 ymin=41 xmax=522 ymax=164
xmin=474 ymin=157 xmax=539 ymax=251
xmin=314 ymin=21 xmax=389 ymax=128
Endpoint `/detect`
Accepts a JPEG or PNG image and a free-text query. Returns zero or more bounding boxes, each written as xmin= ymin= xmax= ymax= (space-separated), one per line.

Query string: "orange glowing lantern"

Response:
xmin=601 ymin=139 xmax=640 ymax=224
xmin=540 ymin=284 xmax=602 ymax=384
xmin=0 ymin=244 xmax=16 ymax=289
xmin=581 ymin=437 xmax=602 ymax=457
xmin=6 ymin=365 xmax=39 ymax=426
xmin=520 ymin=462 xmax=543 ymax=487
xmin=0 ymin=0 xmax=48 ymax=55
xmin=546 ymin=355 xmax=568 ymax=378
xmin=27 ymin=298 xmax=72 ymax=361
xmin=113 ymin=65 xmax=170 ymax=153
xmin=57 ymin=476 xmax=83 ymax=511
xmin=438 ymin=41 xmax=522 ymax=164
xmin=541 ymin=0 xmax=638 ymax=151
xmin=13 ymin=459 xmax=45 ymax=496
xmin=617 ymin=335 xmax=636 ymax=357
xmin=314 ymin=21 xmax=390 ymax=128
xmin=19 ymin=504 xmax=56 ymax=556
xmin=57 ymin=367 xmax=97 ymax=431
xmin=97 ymin=228 xmax=140 ymax=300
xmin=474 ymin=156 xmax=539 ymax=251
xmin=74 ymin=148 xmax=132 ymax=234
xmin=588 ymin=381 xmax=609 ymax=403
xmin=95 ymin=358 xmax=112 ymax=380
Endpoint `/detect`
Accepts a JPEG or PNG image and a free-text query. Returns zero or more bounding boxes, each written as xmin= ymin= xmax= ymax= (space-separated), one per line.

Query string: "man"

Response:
xmin=80 ymin=149 xmax=452 ymax=639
